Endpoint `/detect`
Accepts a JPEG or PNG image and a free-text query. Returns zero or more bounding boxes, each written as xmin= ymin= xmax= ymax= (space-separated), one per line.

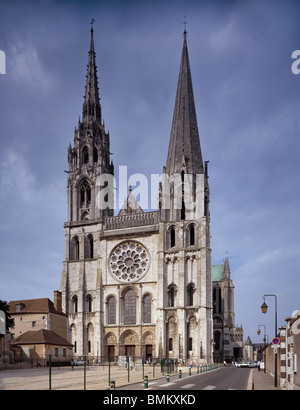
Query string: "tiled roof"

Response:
xmin=8 ymin=298 xmax=65 ymax=316
xmin=10 ymin=329 xmax=73 ymax=347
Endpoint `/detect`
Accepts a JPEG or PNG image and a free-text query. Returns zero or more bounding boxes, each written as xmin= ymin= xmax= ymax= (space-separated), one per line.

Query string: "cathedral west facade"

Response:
xmin=60 ymin=27 xmax=237 ymax=364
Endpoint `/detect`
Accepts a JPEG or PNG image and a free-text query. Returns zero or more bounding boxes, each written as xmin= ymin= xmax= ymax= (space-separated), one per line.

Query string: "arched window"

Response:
xmin=187 ymin=285 xmax=194 ymax=306
xmin=214 ymin=331 xmax=221 ymax=351
xmin=93 ymin=147 xmax=98 ymax=163
xmin=86 ymin=295 xmax=92 ymax=313
xmin=84 ymin=234 xmax=94 ymax=259
xmin=170 ymin=227 xmax=175 ymax=248
xmin=82 ymin=146 xmax=89 ymax=164
xmin=143 ymin=295 xmax=151 ymax=324
xmin=124 ymin=289 xmax=136 ymax=325
xmin=189 ymin=225 xmax=195 ymax=246
xmin=72 ymin=295 xmax=78 ymax=313
xmin=168 ymin=286 xmax=176 ymax=307
xmin=70 ymin=236 xmax=79 ymax=260
xmin=79 ymin=180 xmax=91 ymax=207
xmin=107 ymin=296 xmax=116 ymax=325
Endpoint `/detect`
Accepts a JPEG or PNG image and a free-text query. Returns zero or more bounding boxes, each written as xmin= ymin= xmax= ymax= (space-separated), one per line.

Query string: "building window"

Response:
xmin=80 ymin=180 xmax=91 ymax=207
xmin=72 ymin=295 xmax=78 ymax=313
xmin=84 ymin=234 xmax=94 ymax=259
xmin=86 ymin=295 xmax=92 ymax=313
xmin=188 ymin=337 xmax=193 ymax=351
xmin=93 ymin=147 xmax=98 ymax=163
xmin=214 ymin=331 xmax=221 ymax=351
xmin=32 ymin=321 xmax=36 ymax=328
xmin=124 ymin=289 xmax=136 ymax=325
xmin=168 ymin=287 xmax=176 ymax=307
xmin=170 ymin=228 xmax=175 ymax=247
xmin=168 ymin=338 xmax=173 ymax=351
xmin=82 ymin=146 xmax=89 ymax=164
xmin=187 ymin=285 xmax=194 ymax=306
xmin=70 ymin=236 xmax=79 ymax=261
xmin=143 ymin=295 xmax=151 ymax=324
xmin=107 ymin=296 xmax=116 ymax=325
xmin=189 ymin=225 xmax=195 ymax=246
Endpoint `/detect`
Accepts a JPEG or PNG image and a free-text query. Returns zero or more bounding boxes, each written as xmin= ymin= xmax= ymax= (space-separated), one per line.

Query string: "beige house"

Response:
xmin=9 ymin=291 xmax=67 ymax=340
xmin=10 ymin=329 xmax=73 ymax=364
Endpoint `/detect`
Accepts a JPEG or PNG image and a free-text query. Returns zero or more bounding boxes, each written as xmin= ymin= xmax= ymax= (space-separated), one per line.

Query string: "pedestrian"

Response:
xmin=223 ymin=360 xmax=226 ymax=367
xmin=71 ymin=359 xmax=74 ymax=370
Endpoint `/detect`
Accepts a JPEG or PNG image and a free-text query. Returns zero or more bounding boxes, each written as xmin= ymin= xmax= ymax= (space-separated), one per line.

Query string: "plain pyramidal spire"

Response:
xmin=165 ymin=29 xmax=204 ymax=176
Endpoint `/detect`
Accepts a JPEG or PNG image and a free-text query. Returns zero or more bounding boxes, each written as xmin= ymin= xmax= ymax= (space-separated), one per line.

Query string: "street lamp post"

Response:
xmin=257 ymin=324 xmax=267 ymax=373
xmin=261 ymin=294 xmax=278 ymax=387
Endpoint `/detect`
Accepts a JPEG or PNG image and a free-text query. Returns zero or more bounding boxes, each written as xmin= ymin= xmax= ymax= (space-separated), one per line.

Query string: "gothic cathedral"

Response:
xmin=60 ymin=27 xmax=237 ymax=364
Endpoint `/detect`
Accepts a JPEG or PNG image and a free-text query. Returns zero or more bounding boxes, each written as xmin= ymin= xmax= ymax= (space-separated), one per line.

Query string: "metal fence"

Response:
xmin=1 ymin=355 xmax=220 ymax=390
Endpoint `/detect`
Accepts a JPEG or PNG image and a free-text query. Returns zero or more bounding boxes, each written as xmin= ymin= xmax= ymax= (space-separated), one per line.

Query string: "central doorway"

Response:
xmin=125 ymin=345 xmax=135 ymax=357
xmin=145 ymin=345 xmax=152 ymax=361
xmin=108 ymin=345 xmax=115 ymax=359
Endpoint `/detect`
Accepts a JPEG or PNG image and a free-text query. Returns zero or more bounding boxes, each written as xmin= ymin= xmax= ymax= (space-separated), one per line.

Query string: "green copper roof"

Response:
xmin=212 ymin=264 xmax=223 ymax=282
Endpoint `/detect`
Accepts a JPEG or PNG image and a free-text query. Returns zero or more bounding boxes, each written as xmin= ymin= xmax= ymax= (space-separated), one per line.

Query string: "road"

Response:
xmin=117 ymin=367 xmax=252 ymax=391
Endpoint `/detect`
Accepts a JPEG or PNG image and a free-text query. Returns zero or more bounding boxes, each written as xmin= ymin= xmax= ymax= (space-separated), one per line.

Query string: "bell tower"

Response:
xmin=157 ymin=30 xmax=213 ymax=363
xmin=67 ymin=26 xmax=114 ymax=223
xmin=159 ymin=30 xmax=209 ymax=223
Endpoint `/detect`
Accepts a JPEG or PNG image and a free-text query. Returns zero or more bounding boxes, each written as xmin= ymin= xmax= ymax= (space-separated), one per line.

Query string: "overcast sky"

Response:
xmin=0 ymin=0 xmax=300 ymax=344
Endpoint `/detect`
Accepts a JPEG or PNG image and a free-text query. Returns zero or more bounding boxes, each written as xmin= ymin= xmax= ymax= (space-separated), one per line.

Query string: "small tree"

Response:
xmin=0 ymin=300 xmax=14 ymax=335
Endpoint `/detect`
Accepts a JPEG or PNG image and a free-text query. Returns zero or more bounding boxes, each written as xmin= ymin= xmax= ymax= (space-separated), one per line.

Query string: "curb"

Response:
xmin=247 ymin=369 xmax=254 ymax=390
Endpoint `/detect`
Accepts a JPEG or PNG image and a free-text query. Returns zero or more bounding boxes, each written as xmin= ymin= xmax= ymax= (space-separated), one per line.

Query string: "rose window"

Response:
xmin=109 ymin=241 xmax=150 ymax=283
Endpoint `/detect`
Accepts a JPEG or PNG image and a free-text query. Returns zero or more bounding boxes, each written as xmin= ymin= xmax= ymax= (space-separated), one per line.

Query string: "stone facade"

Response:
xmin=58 ymin=28 xmax=238 ymax=364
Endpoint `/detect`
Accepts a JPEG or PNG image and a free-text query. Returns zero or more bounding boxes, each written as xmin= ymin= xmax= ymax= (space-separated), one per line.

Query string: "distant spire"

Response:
xmin=223 ymin=251 xmax=231 ymax=279
xmin=165 ymin=30 xmax=204 ymax=176
xmin=83 ymin=23 xmax=101 ymax=122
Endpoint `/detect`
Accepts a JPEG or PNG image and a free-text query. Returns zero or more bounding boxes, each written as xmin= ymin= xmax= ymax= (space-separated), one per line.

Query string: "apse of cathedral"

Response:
xmin=60 ymin=26 xmax=240 ymax=364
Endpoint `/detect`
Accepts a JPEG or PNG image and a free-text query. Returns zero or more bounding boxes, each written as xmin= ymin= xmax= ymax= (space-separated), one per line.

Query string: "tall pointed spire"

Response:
xmin=82 ymin=25 xmax=101 ymax=123
xmin=166 ymin=30 xmax=204 ymax=176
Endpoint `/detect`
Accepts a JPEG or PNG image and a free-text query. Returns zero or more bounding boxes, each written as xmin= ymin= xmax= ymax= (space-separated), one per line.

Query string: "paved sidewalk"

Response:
xmin=252 ymin=369 xmax=282 ymax=390
xmin=0 ymin=365 xmax=193 ymax=390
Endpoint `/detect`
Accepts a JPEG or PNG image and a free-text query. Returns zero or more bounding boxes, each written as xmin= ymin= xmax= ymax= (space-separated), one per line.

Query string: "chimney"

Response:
xmin=54 ymin=290 xmax=62 ymax=313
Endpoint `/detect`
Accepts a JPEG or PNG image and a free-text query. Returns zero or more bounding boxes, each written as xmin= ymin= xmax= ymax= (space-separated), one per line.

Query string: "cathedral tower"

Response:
xmin=67 ymin=26 xmax=114 ymax=224
xmin=157 ymin=30 xmax=213 ymax=361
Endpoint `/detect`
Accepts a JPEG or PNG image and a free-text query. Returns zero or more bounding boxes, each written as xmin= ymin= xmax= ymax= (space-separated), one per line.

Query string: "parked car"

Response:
xmin=236 ymin=361 xmax=257 ymax=368
xmin=246 ymin=362 xmax=257 ymax=368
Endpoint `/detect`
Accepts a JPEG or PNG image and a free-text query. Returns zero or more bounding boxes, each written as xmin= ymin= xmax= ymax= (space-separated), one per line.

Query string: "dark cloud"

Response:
xmin=0 ymin=0 xmax=299 ymax=342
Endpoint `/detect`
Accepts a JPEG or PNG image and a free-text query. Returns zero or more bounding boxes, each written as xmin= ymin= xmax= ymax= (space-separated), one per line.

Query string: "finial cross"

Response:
xmin=183 ymin=15 xmax=187 ymax=32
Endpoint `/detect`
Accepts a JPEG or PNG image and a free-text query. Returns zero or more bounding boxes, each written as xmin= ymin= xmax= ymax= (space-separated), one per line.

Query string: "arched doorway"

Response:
xmin=120 ymin=329 xmax=139 ymax=358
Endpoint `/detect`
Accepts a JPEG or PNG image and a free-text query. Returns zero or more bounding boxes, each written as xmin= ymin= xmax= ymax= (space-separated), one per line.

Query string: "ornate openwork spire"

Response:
xmin=82 ymin=24 xmax=101 ymax=123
